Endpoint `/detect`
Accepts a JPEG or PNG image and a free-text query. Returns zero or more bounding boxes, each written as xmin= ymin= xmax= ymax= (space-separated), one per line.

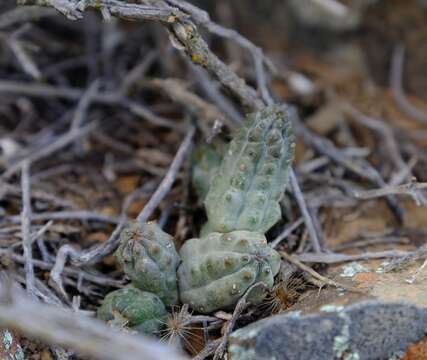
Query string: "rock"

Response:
xmin=229 ymin=256 xmax=427 ymax=359
xmin=229 ymin=301 xmax=427 ymax=360
xmin=0 ymin=329 xmax=25 ymax=360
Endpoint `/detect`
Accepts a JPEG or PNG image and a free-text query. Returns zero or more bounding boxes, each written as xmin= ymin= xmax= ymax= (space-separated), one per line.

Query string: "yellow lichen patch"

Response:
xmin=191 ymin=54 xmax=207 ymax=66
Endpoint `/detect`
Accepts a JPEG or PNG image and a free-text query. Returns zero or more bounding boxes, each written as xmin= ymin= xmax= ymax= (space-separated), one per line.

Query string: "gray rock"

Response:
xmin=229 ymin=301 xmax=427 ymax=360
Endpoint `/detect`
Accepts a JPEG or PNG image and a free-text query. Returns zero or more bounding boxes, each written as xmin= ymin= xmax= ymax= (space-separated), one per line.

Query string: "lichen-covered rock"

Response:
xmin=178 ymin=231 xmax=281 ymax=313
xmin=204 ymin=105 xmax=295 ymax=234
xmin=0 ymin=329 xmax=25 ymax=360
xmin=116 ymin=221 xmax=180 ymax=306
xmin=192 ymin=144 xmax=222 ymax=201
xmin=228 ymin=301 xmax=427 ymax=360
xmin=97 ymin=286 xmax=167 ymax=335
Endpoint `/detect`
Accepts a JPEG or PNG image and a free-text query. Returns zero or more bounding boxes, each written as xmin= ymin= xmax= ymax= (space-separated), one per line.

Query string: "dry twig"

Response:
xmin=20 ymin=160 xmax=36 ymax=298
xmin=280 ymin=251 xmax=364 ymax=293
xmin=0 ymin=278 xmax=187 ymax=360
xmin=390 ymin=45 xmax=427 ymax=125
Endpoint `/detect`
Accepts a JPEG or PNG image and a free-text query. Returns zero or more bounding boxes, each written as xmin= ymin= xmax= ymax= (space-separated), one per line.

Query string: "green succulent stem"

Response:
xmin=99 ymin=104 xmax=295 ymax=325
xmin=204 ymin=105 xmax=295 ymax=234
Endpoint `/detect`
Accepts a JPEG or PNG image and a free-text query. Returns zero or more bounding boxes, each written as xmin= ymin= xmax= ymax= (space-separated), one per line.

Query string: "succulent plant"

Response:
xmin=97 ymin=286 xmax=167 ymax=335
xmin=192 ymin=144 xmax=222 ymax=201
xmin=115 ymin=221 xmax=180 ymax=306
xmin=178 ymin=230 xmax=281 ymax=313
xmin=204 ymin=105 xmax=295 ymax=234
xmin=99 ymin=104 xmax=295 ymax=325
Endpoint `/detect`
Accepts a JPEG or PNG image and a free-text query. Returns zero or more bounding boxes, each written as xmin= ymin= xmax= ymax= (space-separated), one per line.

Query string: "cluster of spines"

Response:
xmin=204 ymin=105 xmax=295 ymax=234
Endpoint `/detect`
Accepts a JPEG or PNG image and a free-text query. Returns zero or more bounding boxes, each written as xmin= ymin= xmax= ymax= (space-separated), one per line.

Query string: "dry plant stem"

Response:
xmin=0 ymin=181 xmax=75 ymax=209
xmin=280 ymin=251 xmax=363 ymax=293
xmin=18 ymin=0 xmax=262 ymax=109
xmin=332 ymin=236 xmax=410 ymax=251
xmin=390 ymin=45 xmax=427 ymax=125
xmin=8 ymin=37 xmax=41 ymax=80
xmin=17 ymin=0 xmax=185 ymax=22
xmin=253 ymin=51 xmax=274 ymax=105
xmin=118 ymin=51 xmax=158 ymax=95
xmin=193 ymin=338 xmax=222 ymax=360
xmin=293 ymin=118 xmax=404 ymax=223
xmin=29 ymin=220 xmax=53 ymax=245
xmin=190 ymin=65 xmax=243 ymax=126
xmin=406 ymin=258 xmax=427 ymax=284
xmin=167 ymin=0 xmax=277 ymax=102
xmin=50 ymin=244 xmax=80 ymax=299
xmin=4 ymin=210 xmax=119 ymax=225
xmin=0 ymin=81 xmax=183 ymax=130
xmin=297 ymin=250 xmax=410 ymax=264
xmin=290 ymin=170 xmax=322 ymax=253
xmin=4 ymin=251 xmax=124 ymax=288
xmin=165 ymin=0 xmax=275 ymax=73
xmin=0 ymin=6 xmax=56 ymax=29
xmin=384 ymin=244 xmax=427 ymax=272
xmin=167 ymin=20 xmax=262 ymax=110
xmin=343 ymin=103 xmax=409 ymax=174
xmin=21 ymin=160 xmax=36 ymax=298
xmin=353 ymin=182 xmax=427 ymax=203
xmin=0 ymin=281 xmax=187 ymax=360
xmin=70 ymin=79 xmax=100 ymax=132
xmin=15 ymin=272 xmax=64 ymax=306
xmin=2 ymin=121 xmax=97 ymax=179
xmin=213 ymin=283 xmax=266 ymax=360
xmin=137 ymin=126 xmax=195 ymax=222
xmin=70 ymin=80 xmax=100 ymax=154
xmin=147 ymin=78 xmax=234 ymax=130
xmin=271 ymin=217 xmax=304 ymax=249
